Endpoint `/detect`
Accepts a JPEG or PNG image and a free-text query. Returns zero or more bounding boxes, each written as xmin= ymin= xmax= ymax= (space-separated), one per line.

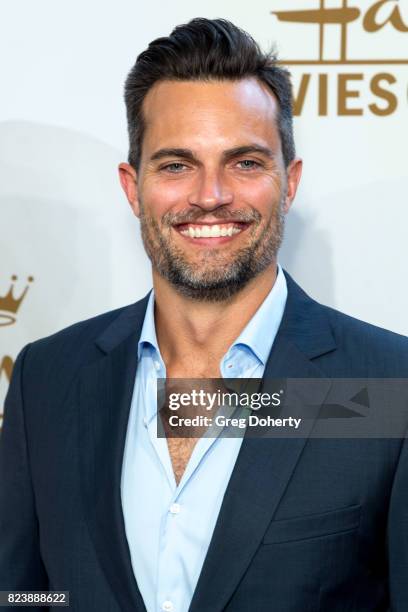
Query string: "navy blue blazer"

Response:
xmin=1 ymin=272 xmax=408 ymax=611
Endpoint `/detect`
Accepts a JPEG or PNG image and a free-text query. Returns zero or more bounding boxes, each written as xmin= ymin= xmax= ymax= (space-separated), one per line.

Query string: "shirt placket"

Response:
xmin=146 ymin=346 xmax=262 ymax=612
xmin=149 ymin=368 xmax=226 ymax=611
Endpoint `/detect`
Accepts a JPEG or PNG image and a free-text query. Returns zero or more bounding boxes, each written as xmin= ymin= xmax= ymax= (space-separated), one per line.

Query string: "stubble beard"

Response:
xmin=138 ymin=191 xmax=287 ymax=302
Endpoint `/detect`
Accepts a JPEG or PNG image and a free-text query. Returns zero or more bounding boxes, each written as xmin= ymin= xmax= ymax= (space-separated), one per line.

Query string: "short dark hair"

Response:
xmin=124 ymin=17 xmax=295 ymax=170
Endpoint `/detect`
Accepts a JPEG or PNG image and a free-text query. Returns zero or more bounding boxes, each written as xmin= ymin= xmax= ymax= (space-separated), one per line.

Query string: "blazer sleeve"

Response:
xmin=0 ymin=344 xmax=49 ymax=596
xmin=387 ymin=433 xmax=408 ymax=611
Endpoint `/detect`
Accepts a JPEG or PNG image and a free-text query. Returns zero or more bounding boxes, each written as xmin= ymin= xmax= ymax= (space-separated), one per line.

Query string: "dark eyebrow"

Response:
xmin=149 ymin=144 xmax=275 ymax=164
xmin=149 ymin=148 xmax=196 ymax=162
xmin=222 ymin=145 xmax=275 ymax=161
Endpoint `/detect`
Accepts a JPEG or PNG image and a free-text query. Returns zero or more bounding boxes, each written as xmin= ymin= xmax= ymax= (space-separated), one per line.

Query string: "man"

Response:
xmin=0 ymin=17 xmax=407 ymax=612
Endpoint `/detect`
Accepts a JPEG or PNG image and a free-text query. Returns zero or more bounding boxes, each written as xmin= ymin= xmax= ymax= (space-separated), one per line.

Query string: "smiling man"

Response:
xmin=119 ymin=76 xmax=298 ymax=307
xmin=1 ymin=17 xmax=408 ymax=612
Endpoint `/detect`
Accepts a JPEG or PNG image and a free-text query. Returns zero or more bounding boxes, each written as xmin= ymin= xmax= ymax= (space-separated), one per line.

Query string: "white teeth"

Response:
xmin=179 ymin=223 xmax=244 ymax=238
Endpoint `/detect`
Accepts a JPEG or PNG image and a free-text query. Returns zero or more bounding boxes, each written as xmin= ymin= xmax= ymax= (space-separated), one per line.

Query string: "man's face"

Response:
xmin=120 ymin=78 xmax=302 ymax=301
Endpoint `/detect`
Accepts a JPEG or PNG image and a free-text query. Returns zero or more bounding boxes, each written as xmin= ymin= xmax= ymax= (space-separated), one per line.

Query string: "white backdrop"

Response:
xmin=1 ymin=0 xmax=407 ymax=421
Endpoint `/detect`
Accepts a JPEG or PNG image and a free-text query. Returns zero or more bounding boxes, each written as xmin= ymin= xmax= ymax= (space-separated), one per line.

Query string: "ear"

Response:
xmin=118 ymin=162 xmax=140 ymax=218
xmin=283 ymin=157 xmax=303 ymax=214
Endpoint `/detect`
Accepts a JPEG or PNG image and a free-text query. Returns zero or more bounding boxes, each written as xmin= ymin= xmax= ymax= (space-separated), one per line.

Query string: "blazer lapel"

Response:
xmin=189 ymin=272 xmax=336 ymax=612
xmin=79 ymin=296 xmax=150 ymax=612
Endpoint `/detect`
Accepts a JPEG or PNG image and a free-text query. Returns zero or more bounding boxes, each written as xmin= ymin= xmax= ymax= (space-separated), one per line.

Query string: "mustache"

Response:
xmin=162 ymin=208 xmax=262 ymax=226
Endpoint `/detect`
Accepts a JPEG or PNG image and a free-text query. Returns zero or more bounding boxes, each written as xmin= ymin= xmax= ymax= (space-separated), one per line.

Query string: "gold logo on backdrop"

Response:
xmin=272 ymin=0 xmax=408 ymax=115
xmin=1 ymin=275 xmax=34 ymax=427
xmin=273 ymin=0 xmax=408 ymax=64
xmin=0 ymin=357 xmax=13 ymax=388
xmin=0 ymin=275 xmax=34 ymax=327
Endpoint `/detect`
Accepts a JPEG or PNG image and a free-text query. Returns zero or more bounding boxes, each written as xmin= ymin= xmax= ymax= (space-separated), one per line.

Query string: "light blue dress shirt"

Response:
xmin=121 ymin=266 xmax=287 ymax=612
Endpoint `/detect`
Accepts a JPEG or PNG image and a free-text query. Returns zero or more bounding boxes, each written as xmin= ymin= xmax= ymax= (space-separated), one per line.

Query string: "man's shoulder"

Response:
xmin=23 ymin=293 xmax=150 ymax=370
xmin=316 ymin=300 xmax=408 ymax=374
xmin=30 ymin=304 xmax=127 ymax=349
xmin=284 ymin=272 xmax=407 ymax=375
xmin=323 ymin=302 xmax=407 ymax=349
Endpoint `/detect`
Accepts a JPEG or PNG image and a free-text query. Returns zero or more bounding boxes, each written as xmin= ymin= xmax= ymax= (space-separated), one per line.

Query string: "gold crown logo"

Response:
xmin=0 ymin=275 xmax=34 ymax=327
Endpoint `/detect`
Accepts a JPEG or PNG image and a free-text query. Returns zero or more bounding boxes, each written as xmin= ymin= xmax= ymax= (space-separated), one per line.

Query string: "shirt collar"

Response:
xmin=138 ymin=264 xmax=287 ymax=366
xmin=137 ymin=289 xmax=159 ymax=361
xmin=226 ymin=263 xmax=287 ymax=366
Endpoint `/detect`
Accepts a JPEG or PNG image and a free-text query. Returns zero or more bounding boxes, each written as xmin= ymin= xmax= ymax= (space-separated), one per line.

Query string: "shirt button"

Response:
xmin=154 ymin=360 xmax=161 ymax=371
xmin=162 ymin=601 xmax=173 ymax=612
xmin=169 ymin=503 xmax=181 ymax=515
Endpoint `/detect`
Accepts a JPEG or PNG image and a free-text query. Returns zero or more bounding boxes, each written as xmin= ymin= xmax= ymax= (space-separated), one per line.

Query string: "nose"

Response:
xmin=188 ymin=169 xmax=233 ymax=210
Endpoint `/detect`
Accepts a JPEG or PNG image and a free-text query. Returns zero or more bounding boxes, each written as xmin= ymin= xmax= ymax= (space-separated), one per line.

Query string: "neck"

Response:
xmin=153 ymin=263 xmax=278 ymax=368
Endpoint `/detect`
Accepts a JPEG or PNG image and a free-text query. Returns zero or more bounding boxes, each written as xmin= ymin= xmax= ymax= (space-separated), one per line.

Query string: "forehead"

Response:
xmin=141 ymin=78 xmax=281 ymax=153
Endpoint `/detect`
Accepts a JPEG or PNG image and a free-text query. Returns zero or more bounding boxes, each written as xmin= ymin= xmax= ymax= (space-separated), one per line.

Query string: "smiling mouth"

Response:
xmin=174 ymin=222 xmax=250 ymax=239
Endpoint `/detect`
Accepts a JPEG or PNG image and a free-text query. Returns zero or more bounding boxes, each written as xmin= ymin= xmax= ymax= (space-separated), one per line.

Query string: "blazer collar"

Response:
xmin=95 ymin=291 xmax=152 ymax=354
xmin=276 ymin=271 xmax=336 ymax=361
xmin=94 ymin=270 xmax=336 ymax=361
